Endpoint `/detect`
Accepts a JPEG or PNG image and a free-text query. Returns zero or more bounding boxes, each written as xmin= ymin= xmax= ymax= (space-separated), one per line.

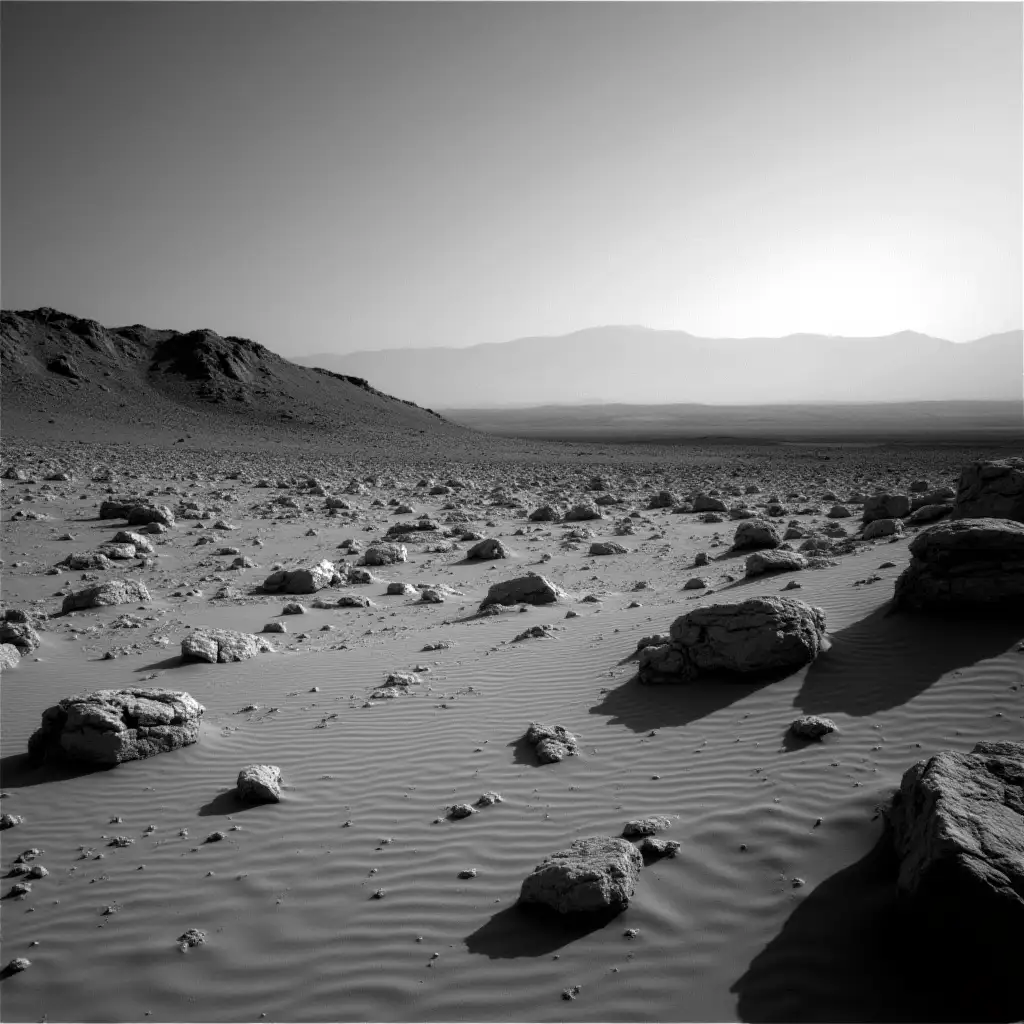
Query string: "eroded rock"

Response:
xmin=181 ymin=628 xmax=274 ymax=663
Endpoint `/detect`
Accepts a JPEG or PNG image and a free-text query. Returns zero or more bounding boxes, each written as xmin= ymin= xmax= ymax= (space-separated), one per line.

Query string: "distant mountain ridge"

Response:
xmin=295 ymin=326 xmax=1023 ymax=408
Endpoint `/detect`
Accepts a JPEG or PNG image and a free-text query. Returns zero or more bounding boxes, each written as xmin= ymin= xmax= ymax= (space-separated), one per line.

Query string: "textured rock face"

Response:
xmin=262 ymin=559 xmax=336 ymax=593
xmin=862 ymin=517 xmax=904 ymax=540
xmin=112 ymin=530 xmax=154 ymax=552
xmin=744 ymin=550 xmax=807 ymax=576
xmin=647 ymin=490 xmax=677 ymax=509
xmin=99 ymin=498 xmax=144 ymax=520
xmin=907 ymin=503 xmax=952 ymax=525
xmin=892 ymin=517 xmax=1024 ymax=613
xmin=637 ymin=597 xmax=829 ymax=684
xmin=181 ymin=628 xmax=274 ymax=663
xmin=953 ymin=457 xmax=1024 ymax=523
xmin=693 ymin=494 xmax=728 ymax=513
xmin=0 ymin=622 xmax=42 ymax=654
xmin=28 ymin=687 xmax=204 ymax=765
xmin=126 ymin=504 xmax=175 ymax=527
xmin=466 ymin=538 xmax=509 ymax=560
xmin=862 ymin=493 xmax=911 ymax=523
xmin=0 ymin=643 xmax=21 ymax=671
xmin=237 ymin=764 xmax=282 ymax=803
xmin=525 ymin=722 xmax=579 ymax=763
xmin=590 ymin=541 xmax=627 ymax=556
xmin=529 ymin=505 xmax=559 ymax=522
xmin=480 ymin=573 xmax=567 ymax=610
xmin=61 ymin=579 xmax=151 ymax=613
xmin=789 ymin=715 xmax=837 ymax=740
xmin=886 ymin=741 xmax=1023 ymax=1006
xmin=733 ymin=520 xmax=782 ymax=550
xmin=62 ymin=552 xmax=113 ymax=570
xmin=518 ymin=836 xmax=643 ymax=916
xmin=563 ymin=504 xmax=602 ymax=522
xmin=622 ymin=816 xmax=672 ymax=837
xmin=363 ymin=543 xmax=407 ymax=566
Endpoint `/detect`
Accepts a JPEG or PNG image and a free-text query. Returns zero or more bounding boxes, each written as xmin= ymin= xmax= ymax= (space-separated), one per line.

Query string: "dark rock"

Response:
xmin=744 ymin=550 xmax=807 ymax=576
xmin=479 ymin=573 xmax=567 ymax=610
xmin=953 ymin=457 xmax=1024 ymax=522
xmin=466 ymin=538 xmax=509 ymax=560
xmin=862 ymin=494 xmax=910 ymax=523
xmin=788 ymin=715 xmax=837 ymax=740
xmin=525 ymin=722 xmax=578 ymax=763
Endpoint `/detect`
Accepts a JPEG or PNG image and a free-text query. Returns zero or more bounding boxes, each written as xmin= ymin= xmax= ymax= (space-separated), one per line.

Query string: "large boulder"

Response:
xmin=0 ymin=644 xmax=21 ymax=672
xmin=862 ymin=517 xmax=903 ymax=540
xmin=953 ymin=457 xmax=1024 ymax=523
xmin=27 ymin=687 xmax=204 ymax=765
xmin=126 ymin=504 xmax=175 ymax=527
xmin=362 ymin=543 xmax=407 ymax=566
xmin=563 ymin=504 xmax=602 ymax=522
xmin=524 ymin=722 xmax=579 ymax=763
xmin=744 ymin=550 xmax=807 ymax=576
xmin=466 ymin=538 xmax=509 ymax=560
xmin=892 ymin=518 xmax=1024 ymax=613
xmin=886 ymin=741 xmax=1023 ymax=1012
xmin=99 ymin=498 xmax=144 ymax=520
xmin=0 ymin=622 xmax=41 ymax=654
xmin=638 ymin=596 xmax=829 ymax=684
xmin=262 ymin=559 xmax=336 ymax=594
xmin=479 ymin=573 xmax=567 ymax=610
xmin=61 ymin=579 xmax=151 ymax=613
xmin=181 ymin=628 xmax=274 ymax=663
xmin=862 ymin=493 xmax=911 ymax=523
xmin=647 ymin=490 xmax=677 ymax=510
xmin=518 ymin=836 xmax=643 ymax=917
xmin=529 ymin=505 xmax=560 ymax=522
xmin=236 ymin=764 xmax=282 ymax=803
xmin=693 ymin=493 xmax=728 ymax=513
xmin=61 ymin=552 xmax=113 ymax=571
xmin=733 ymin=519 xmax=782 ymax=550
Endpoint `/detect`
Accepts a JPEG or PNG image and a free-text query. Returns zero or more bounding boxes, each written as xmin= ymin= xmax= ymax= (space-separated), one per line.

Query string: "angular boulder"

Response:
xmin=590 ymin=541 xmax=627 ymax=555
xmin=563 ymin=504 xmax=602 ymax=522
xmin=529 ymin=505 xmax=560 ymax=522
xmin=363 ymin=543 xmax=407 ymax=566
xmin=262 ymin=559 xmax=336 ymax=594
xmin=733 ymin=520 xmax=782 ymax=550
xmin=524 ymin=722 xmax=578 ymax=763
xmin=638 ymin=596 xmax=829 ymax=684
xmin=126 ymin=504 xmax=175 ymax=527
xmin=99 ymin=498 xmax=145 ymax=520
xmin=236 ymin=764 xmax=282 ymax=803
xmin=61 ymin=579 xmax=151 ymax=613
xmin=181 ymin=628 xmax=274 ymax=663
xmin=0 ymin=643 xmax=21 ymax=672
xmin=886 ymin=741 xmax=1023 ymax=1011
xmin=479 ymin=573 xmax=567 ymax=610
xmin=27 ymin=687 xmax=204 ymax=765
xmin=518 ymin=836 xmax=643 ymax=917
xmin=862 ymin=494 xmax=910 ymax=523
xmin=953 ymin=457 xmax=1024 ymax=522
xmin=466 ymin=538 xmax=509 ymax=560
xmin=892 ymin=518 xmax=1024 ymax=613
xmin=0 ymin=622 xmax=42 ymax=654
xmin=744 ymin=550 xmax=808 ymax=576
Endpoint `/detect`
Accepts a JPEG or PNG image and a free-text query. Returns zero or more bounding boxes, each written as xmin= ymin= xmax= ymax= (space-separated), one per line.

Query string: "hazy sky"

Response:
xmin=3 ymin=2 xmax=1021 ymax=355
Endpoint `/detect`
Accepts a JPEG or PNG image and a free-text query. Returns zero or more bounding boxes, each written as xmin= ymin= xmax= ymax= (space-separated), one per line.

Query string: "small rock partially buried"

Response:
xmin=236 ymin=764 xmax=282 ymax=803
xmin=518 ymin=836 xmax=643 ymax=916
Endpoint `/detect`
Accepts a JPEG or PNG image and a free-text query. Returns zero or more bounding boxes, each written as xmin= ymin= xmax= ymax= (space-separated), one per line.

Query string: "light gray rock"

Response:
xmin=893 ymin=517 xmax=1024 ymax=613
xmin=525 ymin=722 xmax=578 ymax=763
xmin=480 ymin=573 xmax=567 ymax=610
xmin=61 ymin=579 xmax=151 ymax=613
xmin=638 ymin=596 xmax=829 ymax=684
xmin=0 ymin=643 xmax=21 ymax=672
xmin=466 ymin=538 xmax=509 ymax=560
xmin=733 ymin=519 xmax=782 ymax=550
xmin=181 ymin=627 xmax=274 ymax=663
xmin=862 ymin=493 xmax=911 ymax=523
xmin=112 ymin=530 xmax=154 ymax=553
xmin=61 ymin=552 xmax=113 ymax=570
xmin=98 ymin=542 xmax=137 ymax=560
xmin=262 ymin=559 xmax=336 ymax=594
xmin=622 ymin=816 xmax=672 ymax=837
xmin=387 ymin=582 xmax=419 ymax=596
xmin=518 ymin=836 xmax=643 ymax=916
xmin=744 ymin=550 xmax=808 ymax=576
xmin=236 ymin=764 xmax=282 ymax=803
xmin=953 ymin=457 xmax=1024 ymax=522
xmin=28 ymin=687 xmax=204 ymax=765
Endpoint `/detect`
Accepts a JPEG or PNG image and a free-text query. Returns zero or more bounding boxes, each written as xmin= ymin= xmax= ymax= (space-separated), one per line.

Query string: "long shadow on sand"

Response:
xmin=731 ymin=833 xmax=1021 ymax=1022
xmin=795 ymin=603 xmax=1021 ymax=718
xmin=132 ymin=655 xmax=187 ymax=673
xmin=465 ymin=903 xmax=620 ymax=959
xmin=198 ymin=789 xmax=266 ymax=816
xmin=0 ymin=752 xmax=115 ymax=790
xmin=508 ymin=734 xmax=544 ymax=766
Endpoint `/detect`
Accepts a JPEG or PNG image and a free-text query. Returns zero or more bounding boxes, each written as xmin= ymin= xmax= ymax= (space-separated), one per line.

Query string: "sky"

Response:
xmin=2 ymin=2 xmax=1022 ymax=357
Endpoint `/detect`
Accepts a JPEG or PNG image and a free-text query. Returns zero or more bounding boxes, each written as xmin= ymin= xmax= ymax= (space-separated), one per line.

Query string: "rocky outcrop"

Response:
xmin=236 ymin=764 xmax=282 ymax=803
xmin=524 ymin=722 xmax=578 ymax=763
xmin=637 ymin=597 xmax=829 ymax=684
xmin=518 ymin=836 xmax=643 ymax=916
xmin=27 ymin=687 xmax=204 ymax=765
xmin=181 ymin=628 xmax=274 ymax=663
xmin=733 ymin=520 xmax=781 ymax=550
xmin=61 ymin=579 xmax=151 ymax=613
xmin=262 ymin=559 xmax=336 ymax=594
xmin=862 ymin=493 xmax=910 ymax=523
xmin=886 ymin=741 xmax=1023 ymax=1011
xmin=479 ymin=573 xmax=567 ymax=610
xmin=744 ymin=550 xmax=807 ymax=576
xmin=892 ymin=518 xmax=1024 ymax=613
xmin=466 ymin=538 xmax=509 ymax=560
xmin=953 ymin=457 xmax=1024 ymax=522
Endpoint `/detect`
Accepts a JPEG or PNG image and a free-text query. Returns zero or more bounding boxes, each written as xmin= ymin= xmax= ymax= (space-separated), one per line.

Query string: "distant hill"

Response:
xmin=295 ymin=326 xmax=1024 ymax=407
xmin=0 ymin=307 xmax=472 ymax=450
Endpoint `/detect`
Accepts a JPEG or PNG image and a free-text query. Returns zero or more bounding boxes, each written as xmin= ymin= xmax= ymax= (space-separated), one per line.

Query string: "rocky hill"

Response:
xmin=1 ymin=308 xmax=478 ymax=453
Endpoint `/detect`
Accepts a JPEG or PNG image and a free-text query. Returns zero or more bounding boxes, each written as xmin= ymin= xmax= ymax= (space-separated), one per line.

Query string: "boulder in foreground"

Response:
xmin=466 ymin=538 xmax=509 ymax=560
xmin=518 ymin=836 xmax=643 ymax=916
xmin=237 ymin=764 xmax=282 ymax=803
xmin=62 ymin=579 xmax=151 ymax=613
xmin=953 ymin=457 xmax=1024 ymax=523
xmin=744 ymin=550 xmax=807 ymax=576
xmin=181 ymin=628 xmax=274 ymax=663
xmin=637 ymin=596 xmax=829 ymax=684
xmin=733 ymin=520 xmax=781 ymax=550
xmin=886 ymin=740 xmax=1023 ymax=1012
xmin=862 ymin=493 xmax=910 ymax=523
xmin=480 ymin=573 xmax=567 ymax=610
xmin=892 ymin=517 xmax=1024 ymax=613
xmin=262 ymin=559 xmax=336 ymax=594
xmin=28 ymin=687 xmax=204 ymax=765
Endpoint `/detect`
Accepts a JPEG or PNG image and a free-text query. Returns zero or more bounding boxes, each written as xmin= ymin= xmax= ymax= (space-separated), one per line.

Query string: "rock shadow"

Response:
xmin=197 ymin=789 xmax=262 ymax=816
xmin=508 ymin=734 xmax=543 ymax=767
xmin=731 ymin=832 xmax=1022 ymax=1023
xmin=132 ymin=654 xmax=187 ymax=672
xmin=464 ymin=903 xmax=620 ymax=959
xmin=589 ymin=673 xmax=770 ymax=733
xmin=796 ymin=603 xmax=1021 ymax=717
xmin=0 ymin=752 xmax=115 ymax=790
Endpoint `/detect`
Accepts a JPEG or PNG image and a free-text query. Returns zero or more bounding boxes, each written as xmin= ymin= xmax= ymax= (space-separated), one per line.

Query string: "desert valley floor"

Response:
xmin=1 ymin=429 xmax=1021 ymax=1023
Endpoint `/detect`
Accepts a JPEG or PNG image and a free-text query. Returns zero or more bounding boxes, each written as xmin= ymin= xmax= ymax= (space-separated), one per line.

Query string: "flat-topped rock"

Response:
xmin=953 ymin=457 xmax=1024 ymax=522
xmin=893 ymin=517 xmax=1024 ymax=613
xmin=62 ymin=579 xmax=151 ymax=613
xmin=28 ymin=687 xmax=204 ymax=765
xmin=862 ymin=493 xmax=910 ymax=523
xmin=590 ymin=541 xmax=627 ymax=555
xmin=182 ymin=627 xmax=274 ymax=663
xmin=744 ymin=550 xmax=807 ymax=576
xmin=480 ymin=573 xmax=567 ymax=610
xmin=638 ymin=596 xmax=829 ymax=684
xmin=518 ymin=836 xmax=643 ymax=917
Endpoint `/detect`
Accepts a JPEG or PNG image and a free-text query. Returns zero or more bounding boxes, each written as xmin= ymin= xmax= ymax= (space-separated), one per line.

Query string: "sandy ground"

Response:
xmin=1 ymin=437 xmax=1021 ymax=1023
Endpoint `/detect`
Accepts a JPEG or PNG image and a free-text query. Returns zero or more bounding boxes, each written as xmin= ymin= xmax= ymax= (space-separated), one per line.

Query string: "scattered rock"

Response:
xmin=862 ymin=517 xmax=903 ymax=540
xmin=363 ymin=543 xmax=408 ymax=566
xmin=466 ymin=538 xmax=509 ymax=560
xmin=61 ymin=579 xmax=151 ymax=613
xmin=178 ymin=928 xmax=207 ymax=951
xmin=262 ymin=559 xmax=336 ymax=594
xmin=524 ymin=722 xmax=579 ymax=763
xmin=181 ymin=627 xmax=274 ymax=663
xmin=479 ymin=573 xmax=567 ymax=610
xmin=744 ymin=550 xmax=808 ymax=576
xmin=622 ymin=816 xmax=672 ymax=837
xmin=788 ymin=715 xmax=837 ymax=740
xmin=236 ymin=764 xmax=282 ymax=803
xmin=590 ymin=541 xmax=627 ymax=555
xmin=638 ymin=837 xmax=680 ymax=861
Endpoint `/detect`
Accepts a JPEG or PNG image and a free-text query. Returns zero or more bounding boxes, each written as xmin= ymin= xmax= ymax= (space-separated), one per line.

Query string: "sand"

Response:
xmin=1 ymin=437 xmax=1022 ymax=1023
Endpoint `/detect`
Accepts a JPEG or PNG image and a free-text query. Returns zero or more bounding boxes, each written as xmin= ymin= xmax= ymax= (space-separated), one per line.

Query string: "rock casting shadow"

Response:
xmin=133 ymin=655 xmax=187 ymax=672
xmin=796 ymin=603 xmax=1021 ymax=717
xmin=198 ymin=789 xmax=262 ymax=816
xmin=0 ymin=752 xmax=115 ymax=790
xmin=465 ymin=903 xmax=620 ymax=959
xmin=731 ymin=832 xmax=1021 ymax=1023
xmin=508 ymin=734 xmax=543 ymax=766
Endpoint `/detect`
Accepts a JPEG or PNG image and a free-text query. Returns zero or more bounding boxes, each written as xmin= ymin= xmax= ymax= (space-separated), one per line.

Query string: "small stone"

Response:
xmin=204 ymin=831 xmax=227 ymax=843
xmin=178 ymin=928 xmax=206 ymax=950
xmin=448 ymin=803 xmax=476 ymax=820
xmin=457 ymin=868 xmax=477 ymax=879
